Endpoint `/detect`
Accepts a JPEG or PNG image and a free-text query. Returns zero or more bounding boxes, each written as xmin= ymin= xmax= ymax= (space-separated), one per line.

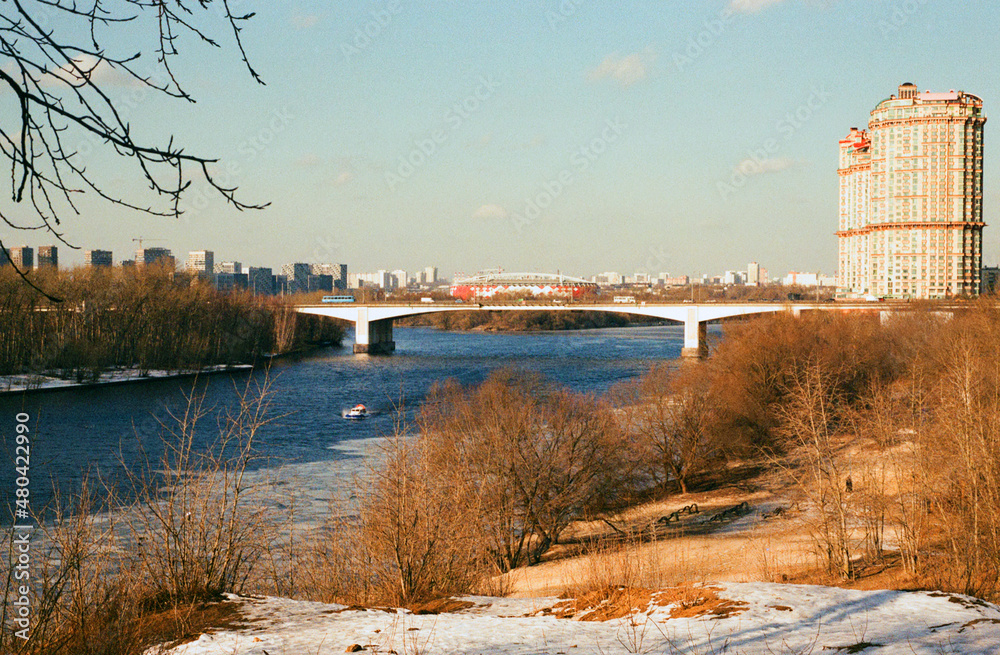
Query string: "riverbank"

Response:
xmin=0 ymin=363 xmax=256 ymax=396
xmin=397 ymin=309 xmax=666 ymax=332
xmin=0 ymin=338 xmax=350 ymax=396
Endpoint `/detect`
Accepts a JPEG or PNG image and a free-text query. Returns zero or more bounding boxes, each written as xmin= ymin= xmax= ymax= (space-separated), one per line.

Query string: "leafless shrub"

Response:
xmin=618 ymin=364 xmax=722 ymax=494
xmin=776 ymin=361 xmax=855 ymax=579
xmin=116 ymin=376 xmax=279 ymax=606
xmin=420 ymin=371 xmax=635 ymax=571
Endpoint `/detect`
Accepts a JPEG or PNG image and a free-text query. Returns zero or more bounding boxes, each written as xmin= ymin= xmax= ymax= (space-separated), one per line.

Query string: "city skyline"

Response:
xmin=19 ymin=2 xmax=1000 ymax=278
xmin=11 ymin=241 xmax=819 ymax=286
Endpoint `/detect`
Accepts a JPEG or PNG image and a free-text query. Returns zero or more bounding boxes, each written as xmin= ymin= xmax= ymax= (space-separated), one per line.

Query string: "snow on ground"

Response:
xmin=162 ymin=582 xmax=1000 ymax=655
xmin=0 ymin=365 xmax=252 ymax=394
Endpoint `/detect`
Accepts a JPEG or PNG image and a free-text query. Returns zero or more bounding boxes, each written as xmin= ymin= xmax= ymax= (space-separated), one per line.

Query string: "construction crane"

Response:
xmin=131 ymin=236 xmax=164 ymax=251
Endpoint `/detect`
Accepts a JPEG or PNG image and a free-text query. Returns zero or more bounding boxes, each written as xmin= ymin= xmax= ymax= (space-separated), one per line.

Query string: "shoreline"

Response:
xmin=0 ymin=342 xmax=345 ymax=396
xmin=0 ymin=363 xmax=257 ymax=397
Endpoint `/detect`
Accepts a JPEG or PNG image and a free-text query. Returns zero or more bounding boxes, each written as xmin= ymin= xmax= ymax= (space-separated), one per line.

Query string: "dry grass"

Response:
xmin=535 ymin=584 xmax=749 ymax=622
xmin=502 ymin=479 xmax=819 ymax=598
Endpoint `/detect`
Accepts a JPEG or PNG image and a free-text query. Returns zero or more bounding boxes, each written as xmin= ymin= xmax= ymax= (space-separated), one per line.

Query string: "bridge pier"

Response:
xmin=681 ymin=308 xmax=708 ymax=360
xmin=353 ymin=308 xmax=395 ymax=354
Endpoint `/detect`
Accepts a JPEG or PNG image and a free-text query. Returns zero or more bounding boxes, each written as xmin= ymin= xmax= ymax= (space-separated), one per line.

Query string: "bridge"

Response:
xmin=294 ymin=301 xmax=888 ymax=358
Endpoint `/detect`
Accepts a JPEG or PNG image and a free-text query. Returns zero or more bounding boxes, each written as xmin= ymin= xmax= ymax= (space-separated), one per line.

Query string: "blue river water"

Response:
xmin=0 ymin=324 xmax=696 ymax=518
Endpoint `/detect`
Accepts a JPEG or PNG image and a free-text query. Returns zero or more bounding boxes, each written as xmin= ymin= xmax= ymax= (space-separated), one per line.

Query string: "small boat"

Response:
xmin=344 ymin=404 xmax=368 ymax=420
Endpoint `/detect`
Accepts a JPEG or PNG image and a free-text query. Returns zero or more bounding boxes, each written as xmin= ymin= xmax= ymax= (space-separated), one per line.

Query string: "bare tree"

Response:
xmin=0 ymin=1 xmax=266 ymax=294
xmin=418 ymin=372 xmax=633 ymax=572
xmin=624 ymin=364 xmax=720 ymax=494
xmin=778 ymin=361 xmax=855 ymax=579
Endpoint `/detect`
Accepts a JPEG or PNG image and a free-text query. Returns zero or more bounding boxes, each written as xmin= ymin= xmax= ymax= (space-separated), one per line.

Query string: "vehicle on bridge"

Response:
xmin=614 ymin=295 xmax=637 ymax=304
xmin=322 ymin=295 xmax=355 ymax=303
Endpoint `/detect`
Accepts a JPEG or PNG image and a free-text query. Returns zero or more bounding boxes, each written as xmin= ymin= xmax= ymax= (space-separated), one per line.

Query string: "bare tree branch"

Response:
xmin=0 ymin=0 xmax=267 ymax=261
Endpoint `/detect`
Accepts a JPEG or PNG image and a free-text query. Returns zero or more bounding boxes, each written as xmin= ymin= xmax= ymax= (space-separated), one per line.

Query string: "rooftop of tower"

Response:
xmin=874 ymin=82 xmax=983 ymax=112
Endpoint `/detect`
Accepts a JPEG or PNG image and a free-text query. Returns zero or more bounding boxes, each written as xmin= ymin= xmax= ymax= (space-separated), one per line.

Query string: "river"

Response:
xmin=0 ymin=324 xmax=698 ymax=522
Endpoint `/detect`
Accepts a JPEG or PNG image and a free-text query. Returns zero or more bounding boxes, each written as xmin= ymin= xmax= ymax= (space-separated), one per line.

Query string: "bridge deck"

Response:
xmin=294 ymin=301 xmax=902 ymax=357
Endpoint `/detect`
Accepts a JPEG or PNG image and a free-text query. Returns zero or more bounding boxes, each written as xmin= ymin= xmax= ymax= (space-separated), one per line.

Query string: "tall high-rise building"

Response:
xmin=187 ymin=250 xmax=215 ymax=278
xmin=747 ymin=262 xmax=761 ymax=286
xmin=838 ymin=83 xmax=986 ymax=299
xmin=8 ymin=246 xmax=33 ymax=270
xmin=84 ymin=250 xmax=113 ymax=267
xmin=281 ymin=263 xmax=310 ymax=294
xmin=37 ymin=245 xmax=57 ymax=269
xmin=307 ymin=274 xmax=334 ymax=293
xmin=136 ymin=247 xmax=175 ymax=270
xmin=248 ymin=267 xmax=274 ymax=295
xmin=214 ymin=261 xmax=242 ymax=275
xmin=310 ymin=263 xmax=347 ymax=290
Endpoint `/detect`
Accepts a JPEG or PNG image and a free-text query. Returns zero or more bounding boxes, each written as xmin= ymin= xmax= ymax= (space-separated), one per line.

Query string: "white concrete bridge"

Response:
xmin=294 ymin=301 xmax=887 ymax=358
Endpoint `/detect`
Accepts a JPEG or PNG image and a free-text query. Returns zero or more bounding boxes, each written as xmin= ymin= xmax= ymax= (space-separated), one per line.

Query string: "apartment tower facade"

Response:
xmin=837 ymin=83 xmax=986 ymax=299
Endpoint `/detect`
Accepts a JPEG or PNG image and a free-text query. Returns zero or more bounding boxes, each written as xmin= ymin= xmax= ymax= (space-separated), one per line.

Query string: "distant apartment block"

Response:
xmin=135 ymin=247 xmax=175 ymax=270
xmin=281 ymin=263 xmax=311 ymax=294
xmin=594 ymin=272 xmax=622 ymax=286
xmin=422 ymin=266 xmax=438 ymax=285
xmin=838 ymin=83 xmax=986 ymax=299
xmin=248 ymin=267 xmax=274 ymax=295
xmin=37 ymin=245 xmax=57 ymax=269
xmin=784 ymin=272 xmax=837 ymax=287
xmin=632 ymin=273 xmax=652 ymax=285
xmin=723 ymin=271 xmax=744 ymax=286
xmin=187 ymin=250 xmax=215 ymax=278
xmin=310 ymin=263 xmax=347 ymax=290
xmin=214 ymin=261 xmax=242 ymax=275
xmin=7 ymin=246 xmax=33 ymax=270
xmin=84 ymin=250 xmax=114 ymax=268
xmin=348 ymin=270 xmax=398 ymax=289
xmin=216 ymin=272 xmax=248 ymax=292
xmin=982 ymin=266 xmax=1000 ymax=295
xmin=308 ymin=274 xmax=334 ymax=293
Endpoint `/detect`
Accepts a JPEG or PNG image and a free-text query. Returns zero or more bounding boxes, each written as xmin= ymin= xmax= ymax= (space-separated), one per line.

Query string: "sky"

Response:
xmin=7 ymin=0 xmax=1000 ymax=280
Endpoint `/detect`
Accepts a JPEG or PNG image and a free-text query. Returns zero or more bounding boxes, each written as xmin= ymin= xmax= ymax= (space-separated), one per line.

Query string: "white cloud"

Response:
xmin=587 ymin=51 xmax=654 ymax=87
xmin=727 ymin=0 xmax=787 ymax=14
xmin=520 ymin=135 xmax=546 ymax=150
xmin=733 ymin=157 xmax=799 ymax=177
xmin=291 ymin=13 xmax=321 ymax=29
xmin=467 ymin=133 xmax=492 ymax=149
xmin=41 ymin=55 xmax=139 ymax=88
xmin=295 ymin=153 xmax=323 ymax=167
xmin=472 ymin=204 xmax=508 ymax=220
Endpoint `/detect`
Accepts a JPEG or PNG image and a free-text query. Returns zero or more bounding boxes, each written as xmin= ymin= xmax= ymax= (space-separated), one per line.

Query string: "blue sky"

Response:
xmin=27 ymin=0 xmax=1000 ymax=279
